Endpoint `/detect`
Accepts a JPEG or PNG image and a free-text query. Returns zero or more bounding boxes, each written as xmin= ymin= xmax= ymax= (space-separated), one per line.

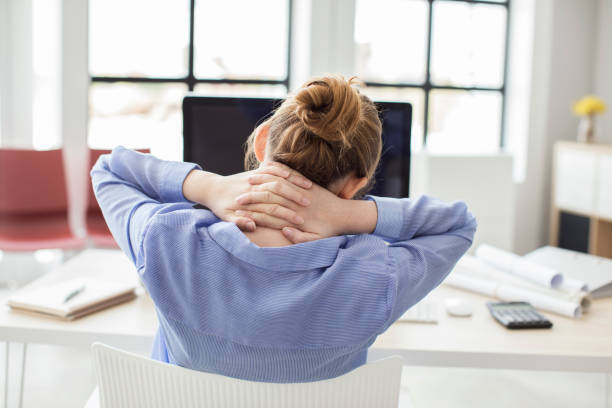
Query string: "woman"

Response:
xmin=91 ymin=75 xmax=476 ymax=383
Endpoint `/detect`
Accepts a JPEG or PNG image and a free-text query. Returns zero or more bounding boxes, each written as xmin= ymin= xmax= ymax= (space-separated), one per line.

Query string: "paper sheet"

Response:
xmin=476 ymin=244 xmax=564 ymax=289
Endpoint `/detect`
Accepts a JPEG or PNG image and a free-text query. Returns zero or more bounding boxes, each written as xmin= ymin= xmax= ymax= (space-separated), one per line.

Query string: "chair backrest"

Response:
xmin=91 ymin=343 xmax=403 ymax=408
xmin=0 ymin=148 xmax=68 ymax=215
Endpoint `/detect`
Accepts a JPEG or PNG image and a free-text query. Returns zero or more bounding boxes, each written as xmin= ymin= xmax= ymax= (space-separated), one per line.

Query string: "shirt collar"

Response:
xmin=207 ymin=222 xmax=346 ymax=271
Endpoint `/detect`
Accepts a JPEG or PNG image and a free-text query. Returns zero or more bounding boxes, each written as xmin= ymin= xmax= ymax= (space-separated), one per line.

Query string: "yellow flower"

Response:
xmin=573 ymin=95 xmax=607 ymax=116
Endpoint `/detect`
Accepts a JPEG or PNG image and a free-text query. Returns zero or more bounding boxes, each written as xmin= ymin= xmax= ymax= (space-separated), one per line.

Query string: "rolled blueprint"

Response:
xmin=444 ymin=257 xmax=583 ymax=318
xmin=445 ymin=272 xmax=582 ymax=318
xmin=475 ymin=244 xmax=564 ymax=289
xmin=560 ymin=277 xmax=589 ymax=294
xmin=457 ymin=256 xmax=591 ymax=311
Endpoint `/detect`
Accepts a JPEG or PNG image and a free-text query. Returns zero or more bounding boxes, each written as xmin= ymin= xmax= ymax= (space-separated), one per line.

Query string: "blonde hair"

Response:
xmin=245 ymin=75 xmax=382 ymax=195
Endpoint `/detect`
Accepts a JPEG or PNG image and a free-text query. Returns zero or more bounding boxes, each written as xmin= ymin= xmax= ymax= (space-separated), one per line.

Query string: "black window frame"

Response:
xmin=90 ymin=0 xmax=293 ymax=92
xmin=361 ymin=0 xmax=511 ymax=147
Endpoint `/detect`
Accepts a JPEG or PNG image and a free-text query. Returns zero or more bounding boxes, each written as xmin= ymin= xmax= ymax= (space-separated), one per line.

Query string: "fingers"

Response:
xmin=227 ymin=215 xmax=256 ymax=232
xmin=246 ymin=175 xmax=310 ymax=206
xmin=258 ymin=162 xmax=312 ymax=189
xmin=281 ymin=227 xmax=321 ymax=244
xmin=255 ymin=164 xmax=290 ymax=179
xmin=238 ymin=203 xmax=304 ymax=225
xmin=235 ymin=191 xmax=294 ymax=209
xmin=235 ymin=210 xmax=296 ymax=230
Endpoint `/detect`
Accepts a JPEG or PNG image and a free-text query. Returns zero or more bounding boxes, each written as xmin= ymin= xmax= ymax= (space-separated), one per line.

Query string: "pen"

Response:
xmin=63 ymin=284 xmax=86 ymax=304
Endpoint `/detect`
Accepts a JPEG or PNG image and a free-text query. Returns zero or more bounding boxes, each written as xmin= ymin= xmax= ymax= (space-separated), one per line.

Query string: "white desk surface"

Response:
xmin=372 ymin=285 xmax=612 ymax=373
xmin=1 ymin=249 xmax=611 ymax=372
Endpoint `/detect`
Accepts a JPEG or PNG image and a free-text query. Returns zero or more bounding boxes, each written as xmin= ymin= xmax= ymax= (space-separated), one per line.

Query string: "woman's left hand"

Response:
xmin=183 ymin=162 xmax=312 ymax=232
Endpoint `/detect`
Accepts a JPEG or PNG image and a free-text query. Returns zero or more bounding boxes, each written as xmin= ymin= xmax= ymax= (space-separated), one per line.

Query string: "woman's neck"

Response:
xmin=242 ymin=227 xmax=295 ymax=247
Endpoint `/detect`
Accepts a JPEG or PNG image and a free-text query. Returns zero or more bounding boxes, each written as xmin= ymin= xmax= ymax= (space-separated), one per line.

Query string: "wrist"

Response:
xmin=335 ymin=199 xmax=378 ymax=235
xmin=182 ymin=170 xmax=222 ymax=206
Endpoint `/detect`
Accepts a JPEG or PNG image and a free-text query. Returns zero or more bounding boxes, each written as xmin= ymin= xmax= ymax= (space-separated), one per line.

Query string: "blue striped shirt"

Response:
xmin=91 ymin=147 xmax=476 ymax=383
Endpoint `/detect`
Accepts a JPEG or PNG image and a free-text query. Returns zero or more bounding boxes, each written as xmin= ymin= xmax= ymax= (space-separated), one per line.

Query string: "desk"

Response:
xmin=0 ymin=250 xmax=156 ymax=351
xmin=372 ymin=285 xmax=612 ymax=373
xmin=1 ymin=250 xmax=611 ymax=406
xmin=0 ymin=250 xmax=156 ymax=408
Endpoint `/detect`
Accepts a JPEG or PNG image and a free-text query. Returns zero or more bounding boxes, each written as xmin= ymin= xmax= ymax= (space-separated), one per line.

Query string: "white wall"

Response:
xmin=0 ymin=0 xmax=34 ymax=147
xmin=513 ymin=0 xmax=599 ymax=254
xmin=411 ymin=153 xmax=515 ymax=253
xmin=595 ymin=0 xmax=612 ymax=143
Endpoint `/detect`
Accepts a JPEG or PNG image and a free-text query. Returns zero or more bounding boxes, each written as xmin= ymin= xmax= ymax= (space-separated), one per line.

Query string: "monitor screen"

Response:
xmin=183 ymin=96 xmax=411 ymax=197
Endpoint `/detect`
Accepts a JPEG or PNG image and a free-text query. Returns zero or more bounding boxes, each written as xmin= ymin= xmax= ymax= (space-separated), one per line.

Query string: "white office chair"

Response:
xmin=85 ymin=343 xmax=403 ymax=408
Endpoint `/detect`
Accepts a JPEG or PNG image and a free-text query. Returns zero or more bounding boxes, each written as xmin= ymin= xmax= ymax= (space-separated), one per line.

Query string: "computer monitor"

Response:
xmin=183 ymin=96 xmax=411 ymax=197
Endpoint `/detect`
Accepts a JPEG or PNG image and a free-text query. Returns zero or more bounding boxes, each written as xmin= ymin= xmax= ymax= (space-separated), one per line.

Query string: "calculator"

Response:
xmin=487 ymin=302 xmax=553 ymax=329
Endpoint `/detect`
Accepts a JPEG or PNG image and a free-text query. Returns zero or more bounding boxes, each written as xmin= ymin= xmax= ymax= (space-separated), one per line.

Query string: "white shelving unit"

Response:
xmin=550 ymin=141 xmax=612 ymax=259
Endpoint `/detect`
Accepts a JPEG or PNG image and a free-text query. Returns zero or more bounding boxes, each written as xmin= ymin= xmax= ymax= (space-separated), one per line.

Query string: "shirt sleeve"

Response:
xmin=90 ymin=146 xmax=200 ymax=266
xmin=368 ymin=195 xmax=477 ymax=329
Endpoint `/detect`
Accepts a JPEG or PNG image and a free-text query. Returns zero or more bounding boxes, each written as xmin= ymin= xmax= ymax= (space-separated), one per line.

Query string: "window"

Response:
xmin=89 ymin=0 xmax=292 ymax=160
xmin=355 ymin=0 xmax=510 ymax=153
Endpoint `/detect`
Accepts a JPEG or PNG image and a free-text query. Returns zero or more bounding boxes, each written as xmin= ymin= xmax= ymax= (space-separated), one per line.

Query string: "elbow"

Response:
xmin=90 ymin=146 xmax=127 ymax=178
xmin=453 ymin=202 xmax=478 ymax=243
xmin=90 ymin=154 xmax=112 ymax=193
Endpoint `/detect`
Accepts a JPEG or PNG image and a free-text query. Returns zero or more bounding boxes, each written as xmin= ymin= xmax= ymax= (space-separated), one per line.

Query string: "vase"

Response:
xmin=577 ymin=114 xmax=595 ymax=143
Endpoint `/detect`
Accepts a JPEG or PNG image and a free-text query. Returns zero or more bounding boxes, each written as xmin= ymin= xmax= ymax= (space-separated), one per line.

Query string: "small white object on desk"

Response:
xmin=399 ymin=301 xmax=439 ymax=324
xmin=444 ymin=298 xmax=474 ymax=317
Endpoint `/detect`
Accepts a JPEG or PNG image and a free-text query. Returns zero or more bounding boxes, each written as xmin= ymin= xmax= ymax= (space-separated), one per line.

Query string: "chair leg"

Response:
xmin=4 ymin=342 xmax=9 ymax=408
xmin=18 ymin=343 xmax=27 ymax=408
xmin=606 ymin=373 xmax=610 ymax=408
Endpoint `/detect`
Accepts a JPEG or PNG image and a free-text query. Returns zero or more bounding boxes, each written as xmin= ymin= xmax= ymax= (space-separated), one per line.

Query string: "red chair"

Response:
xmin=87 ymin=148 xmax=150 ymax=247
xmin=0 ymin=148 xmax=85 ymax=251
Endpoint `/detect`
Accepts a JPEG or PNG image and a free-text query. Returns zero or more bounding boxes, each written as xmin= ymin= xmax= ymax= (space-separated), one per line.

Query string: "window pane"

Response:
xmin=89 ymin=0 xmax=190 ymax=77
xmin=88 ymin=83 xmax=187 ymax=161
xmin=354 ymin=0 xmax=429 ymax=84
xmin=194 ymin=0 xmax=288 ymax=80
xmin=427 ymin=90 xmax=501 ymax=153
xmin=430 ymin=1 xmax=506 ymax=88
xmin=360 ymin=87 xmax=425 ymax=152
xmin=194 ymin=84 xmax=287 ymax=98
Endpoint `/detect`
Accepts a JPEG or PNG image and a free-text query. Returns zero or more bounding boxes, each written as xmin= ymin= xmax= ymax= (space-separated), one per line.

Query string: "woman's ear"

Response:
xmin=338 ymin=176 xmax=368 ymax=200
xmin=254 ymin=124 xmax=269 ymax=162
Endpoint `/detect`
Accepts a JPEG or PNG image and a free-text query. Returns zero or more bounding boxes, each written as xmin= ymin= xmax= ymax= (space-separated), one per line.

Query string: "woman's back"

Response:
xmin=142 ymin=207 xmax=395 ymax=382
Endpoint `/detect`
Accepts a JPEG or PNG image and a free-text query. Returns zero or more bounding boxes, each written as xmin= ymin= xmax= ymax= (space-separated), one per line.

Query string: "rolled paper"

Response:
xmin=476 ymin=244 xmax=564 ymax=289
xmin=456 ymin=256 xmax=592 ymax=313
xmin=455 ymin=255 xmax=591 ymax=312
xmin=444 ymin=273 xmax=497 ymax=298
xmin=447 ymin=257 xmax=585 ymax=318
xmin=495 ymin=285 xmax=581 ymax=318
xmin=560 ymin=277 xmax=589 ymax=294
xmin=445 ymin=272 xmax=582 ymax=318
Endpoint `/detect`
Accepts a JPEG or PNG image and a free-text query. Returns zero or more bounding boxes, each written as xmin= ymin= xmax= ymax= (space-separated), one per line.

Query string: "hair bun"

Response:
xmin=294 ymin=76 xmax=361 ymax=146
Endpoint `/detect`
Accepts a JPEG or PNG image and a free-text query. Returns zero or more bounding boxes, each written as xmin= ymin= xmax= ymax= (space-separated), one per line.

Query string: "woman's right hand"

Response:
xmin=183 ymin=162 xmax=312 ymax=232
xmin=236 ymin=181 xmax=343 ymax=241
xmin=236 ymin=172 xmax=379 ymax=243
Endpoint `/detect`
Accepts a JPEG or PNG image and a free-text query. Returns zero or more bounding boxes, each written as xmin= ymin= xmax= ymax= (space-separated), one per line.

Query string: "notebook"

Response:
xmin=525 ymin=246 xmax=612 ymax=299
xmin=8 ymin=278 xmax=137 ymax=320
